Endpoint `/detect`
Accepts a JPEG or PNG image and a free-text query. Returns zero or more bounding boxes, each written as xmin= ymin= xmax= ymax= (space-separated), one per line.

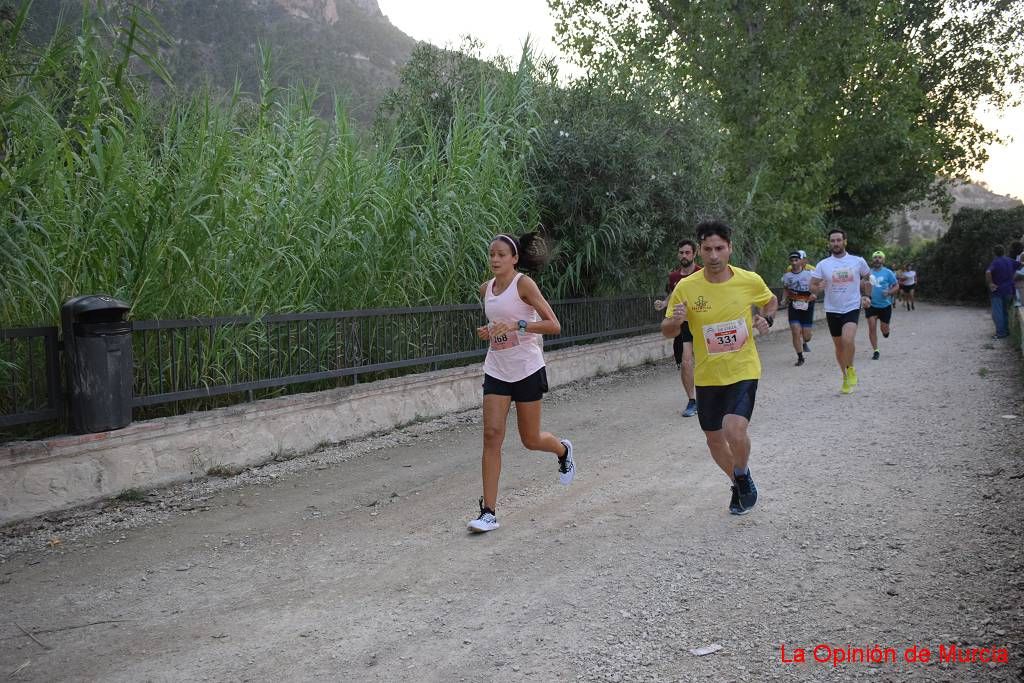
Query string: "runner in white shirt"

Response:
xmin=811 ymin=229 xmax=871 ymax=394
xmin=900 ymin=264 xmax=918 ymax=311
xmin=468 ymin=232 xmax=576 ymax=533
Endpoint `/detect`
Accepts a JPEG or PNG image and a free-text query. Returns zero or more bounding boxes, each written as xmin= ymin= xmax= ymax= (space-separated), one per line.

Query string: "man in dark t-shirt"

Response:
xmin=655 ymin=239 xmax=702 ymax=416
xmin=986 ymin=244 xmax=1017 ymax=339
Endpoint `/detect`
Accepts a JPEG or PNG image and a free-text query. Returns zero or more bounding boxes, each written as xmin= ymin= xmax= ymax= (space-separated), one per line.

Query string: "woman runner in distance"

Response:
xmin=468 ymin=233 xmax=575 ymax=533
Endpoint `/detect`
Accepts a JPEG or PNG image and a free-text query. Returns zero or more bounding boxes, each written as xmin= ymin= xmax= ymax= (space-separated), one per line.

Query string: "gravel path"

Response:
xmin=1 ymin=302 xmax=1022 ymax=682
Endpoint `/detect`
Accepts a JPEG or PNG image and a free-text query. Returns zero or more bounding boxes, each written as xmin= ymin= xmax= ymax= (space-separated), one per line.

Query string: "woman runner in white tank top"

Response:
xmin=467 ymin=233 xmax=576 ymax=533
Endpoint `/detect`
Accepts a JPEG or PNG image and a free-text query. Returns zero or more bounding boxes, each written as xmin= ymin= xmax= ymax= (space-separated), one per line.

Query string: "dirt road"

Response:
xmin=2 ymin=303 xmax=1022 ymax=682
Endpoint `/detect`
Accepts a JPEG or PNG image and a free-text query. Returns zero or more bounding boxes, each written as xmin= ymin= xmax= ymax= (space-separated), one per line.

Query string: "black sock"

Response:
xmin=797 ymin=352 xmax=804 ymax=360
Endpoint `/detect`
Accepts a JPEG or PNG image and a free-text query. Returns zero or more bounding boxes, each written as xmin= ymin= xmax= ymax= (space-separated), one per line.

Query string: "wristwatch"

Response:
xmin=517 ymin=319 xmax=528 ymax=333
xmin=763 ymin=315 xmax=774 ymax=327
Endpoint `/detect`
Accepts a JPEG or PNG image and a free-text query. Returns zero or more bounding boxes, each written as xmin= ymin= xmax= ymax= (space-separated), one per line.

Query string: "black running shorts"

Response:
xmin=672 ymin=323 xmax=693 ymax=365
xmin=695 ymin=379 xmax=758 ymax=432
xmin=826 ymin=309 xmax=860 ymax=337
xmin=865 ymin=305 xmax=893 ymax=324
xmin=787 ymin=301 xmax=815 ymax=328
xmin=483 ymin=367 xmax=548 ymax=403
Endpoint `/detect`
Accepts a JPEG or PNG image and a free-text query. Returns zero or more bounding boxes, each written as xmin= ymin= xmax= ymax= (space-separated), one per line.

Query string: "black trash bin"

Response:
xmin=60 ymin=295 xmax=133 ymax=434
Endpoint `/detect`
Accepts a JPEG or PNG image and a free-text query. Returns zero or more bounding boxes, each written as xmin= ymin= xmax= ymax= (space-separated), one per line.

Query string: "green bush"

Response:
xmin=916 ymin=206 xmax=1024 ymax=303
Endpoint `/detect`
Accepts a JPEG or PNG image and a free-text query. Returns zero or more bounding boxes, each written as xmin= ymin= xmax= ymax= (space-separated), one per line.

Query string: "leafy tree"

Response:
xmin=530 ymin=77 xmax=726 ymax=295
xmin=549 ymin=0 xmax=1024 ymax=268
xmin=378 ymin=41 xmax=727 ymax=296
xmin=376 ymin=40 xmax=529 ymax=147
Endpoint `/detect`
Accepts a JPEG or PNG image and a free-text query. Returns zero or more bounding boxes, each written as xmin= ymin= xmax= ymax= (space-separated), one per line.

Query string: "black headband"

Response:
xmin=493 ymin=234 xmax=518 ymax=257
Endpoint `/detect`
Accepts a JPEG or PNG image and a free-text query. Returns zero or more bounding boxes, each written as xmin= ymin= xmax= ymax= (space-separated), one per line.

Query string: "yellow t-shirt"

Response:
xmin=665 ymin=266 xmax=774 ymax=386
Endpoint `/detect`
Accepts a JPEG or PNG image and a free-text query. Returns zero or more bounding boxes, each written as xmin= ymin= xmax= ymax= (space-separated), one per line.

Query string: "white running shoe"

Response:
xmin=558 ymin=439 xmax=576 ymax=485
xmin=468 ymin=498 xmax=499 ymax=533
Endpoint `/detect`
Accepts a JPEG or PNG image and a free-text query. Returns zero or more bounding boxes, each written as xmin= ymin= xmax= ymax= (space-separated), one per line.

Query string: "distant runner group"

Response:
xmin=468 ymin=221 xmax=919 ymax=531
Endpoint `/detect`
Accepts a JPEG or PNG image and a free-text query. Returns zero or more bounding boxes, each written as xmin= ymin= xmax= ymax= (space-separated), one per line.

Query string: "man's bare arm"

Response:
xmin=661 ymin=302 xmax=687 ymax=338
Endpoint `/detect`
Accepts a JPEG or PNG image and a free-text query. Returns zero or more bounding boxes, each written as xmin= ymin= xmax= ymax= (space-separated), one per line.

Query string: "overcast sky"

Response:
xmin=378 ymin=0 xmax=1022 ymax=200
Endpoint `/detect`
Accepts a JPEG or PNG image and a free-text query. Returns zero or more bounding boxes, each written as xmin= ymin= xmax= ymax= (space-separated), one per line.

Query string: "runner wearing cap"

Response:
xmin=865 ymin=250 xmax=900 ymax=360
xmin=781 ymin=250 xmax=816 ymax=366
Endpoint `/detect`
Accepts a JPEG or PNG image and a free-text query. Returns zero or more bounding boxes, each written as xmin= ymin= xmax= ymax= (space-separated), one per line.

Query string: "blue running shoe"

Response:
xmin=682 ymin=399 xmax=698 ymax=418
xmin=734 ymin=471 xmax=758 ymax=512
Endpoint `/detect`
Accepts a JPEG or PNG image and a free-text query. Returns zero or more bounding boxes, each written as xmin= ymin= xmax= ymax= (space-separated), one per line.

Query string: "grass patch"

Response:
xmin=206 ymin=464 xmax=246 ymax=478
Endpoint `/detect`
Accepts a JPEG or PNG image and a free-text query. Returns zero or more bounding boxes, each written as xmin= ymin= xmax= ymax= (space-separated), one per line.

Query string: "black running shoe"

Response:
xmin=802 ymin=342 xmax=811 ymax=353
xmin=734 ymin=472 xmax=757 ymax=511
xmin=872 ymin=350 xmax=880 ymax=360
xmin=795 ymin=356 xmax=805 ymax=366
xmin=729 ymin=485 xmax=745 ymax=515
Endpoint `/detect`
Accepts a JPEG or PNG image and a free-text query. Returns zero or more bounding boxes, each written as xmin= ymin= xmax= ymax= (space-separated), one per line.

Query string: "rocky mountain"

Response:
xmin=888 ymin=181 xmax=1023 ymax=244
xmin=21 ymin=0 xmax=417 ymax=123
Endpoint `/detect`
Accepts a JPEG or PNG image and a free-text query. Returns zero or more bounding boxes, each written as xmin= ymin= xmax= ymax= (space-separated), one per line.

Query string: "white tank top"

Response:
xmin=482 ymin=273 xmax=545 ymax=382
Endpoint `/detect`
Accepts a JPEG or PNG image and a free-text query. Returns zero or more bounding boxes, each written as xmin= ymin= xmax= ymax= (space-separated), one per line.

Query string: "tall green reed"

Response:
xmin=0 ymin=5 xmax=537 ymax=328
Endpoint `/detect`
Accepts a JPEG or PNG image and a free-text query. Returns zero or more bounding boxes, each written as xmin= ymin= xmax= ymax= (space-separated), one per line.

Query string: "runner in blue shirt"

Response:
xmin=865 ymin=251 xmax=900 ymax=360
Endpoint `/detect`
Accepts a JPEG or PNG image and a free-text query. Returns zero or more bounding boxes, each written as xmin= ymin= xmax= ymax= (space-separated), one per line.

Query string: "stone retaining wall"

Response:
xmin=1 ymin=333 xmax=677 ymax=524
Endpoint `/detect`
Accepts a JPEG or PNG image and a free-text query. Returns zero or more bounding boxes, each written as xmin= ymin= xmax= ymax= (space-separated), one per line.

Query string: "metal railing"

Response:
xmin=0 ymin=295 xmax=660 ymax=431
xmin=0 ymin=326 xmax=62 ymax=428
xmin=131 ymin=295 xmax=658 ymax=408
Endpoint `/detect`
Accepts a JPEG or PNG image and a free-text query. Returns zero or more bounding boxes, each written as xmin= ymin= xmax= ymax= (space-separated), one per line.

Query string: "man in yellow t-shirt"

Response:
xmin=661 ymin=220 xmax=778 ymax=515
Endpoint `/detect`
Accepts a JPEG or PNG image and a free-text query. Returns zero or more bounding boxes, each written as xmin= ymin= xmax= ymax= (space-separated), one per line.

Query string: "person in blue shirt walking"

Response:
xmin=865 ymin=251 xmax=900 ymax=360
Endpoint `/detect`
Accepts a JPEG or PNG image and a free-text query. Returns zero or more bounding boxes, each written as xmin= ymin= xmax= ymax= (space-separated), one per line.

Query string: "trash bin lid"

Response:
xmin=64 ymin=295 xmax=131 ymax=315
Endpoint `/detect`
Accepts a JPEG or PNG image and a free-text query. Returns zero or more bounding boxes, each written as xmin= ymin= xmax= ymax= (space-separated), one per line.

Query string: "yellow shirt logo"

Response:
xmin=692 ymin=296 xmax=711 ymax=312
